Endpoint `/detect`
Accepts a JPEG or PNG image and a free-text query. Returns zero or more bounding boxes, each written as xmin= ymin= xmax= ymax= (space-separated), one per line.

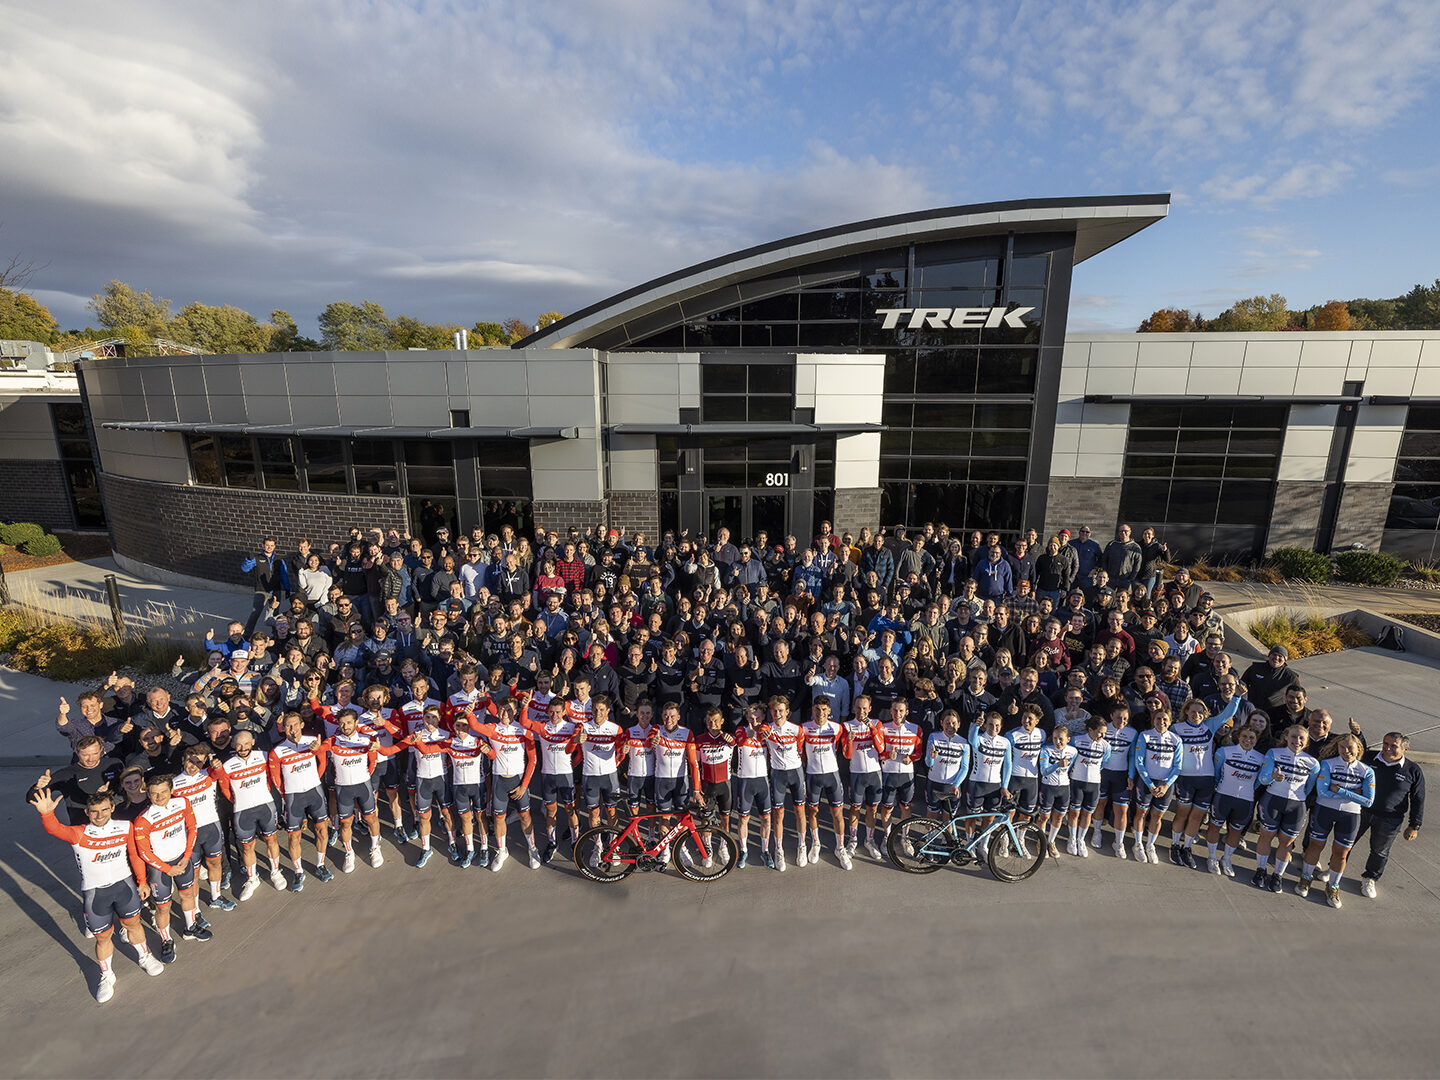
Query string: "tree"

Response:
xmin=1347 ymin=297 xmax=1399 ymax=330
xmin=470 ymin=321 xmax=509 ymax=346
xmin=88 ymin=280 xmax=173 ymax=337
xmin=318 ymin=300 xmax=393 ymax=351
xmin=1310 ymin=300 xmax=1351 ymax=331
xmin=390 ymin=314 xmax=463 ymax=350
xmin=166 ymin=302 xmax=275 ymax=354
xmin=1399 ymin=279 xmax=1440 ymax=330
xmin=0 ymin=287 xmax=60 ymax=343
xmin=536 ymin=310 xmax=565 ymax=329
xmin=1209 ymin=293 xmax=1289 ymax=333
xmin=269 ymin=310 xmax=319 ymax=352
xmin=1137 ymin=307 xmax=1202 ymax=332
xmin=0 ymin=223 xmax=46 ymax=292
xmin=502 ymin=317 xmax=532 ymax=344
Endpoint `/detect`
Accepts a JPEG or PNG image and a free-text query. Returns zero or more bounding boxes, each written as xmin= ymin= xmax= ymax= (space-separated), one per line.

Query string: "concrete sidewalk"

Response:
xmin=4 ymin=558 xmax=247 ymax=643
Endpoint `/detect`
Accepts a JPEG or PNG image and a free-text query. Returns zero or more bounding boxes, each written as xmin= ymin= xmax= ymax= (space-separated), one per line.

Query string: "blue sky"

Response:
xmin=3 ymin=0 xmax=1438 ymax=335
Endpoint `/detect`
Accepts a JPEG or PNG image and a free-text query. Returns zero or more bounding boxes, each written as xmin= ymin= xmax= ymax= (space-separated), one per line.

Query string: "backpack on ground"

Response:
xmin=1375 ymin=624 xmax=1406 ymax=652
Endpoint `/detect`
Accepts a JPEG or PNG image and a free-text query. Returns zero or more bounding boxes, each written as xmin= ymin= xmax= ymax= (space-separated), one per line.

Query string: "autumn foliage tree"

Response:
xmin=1310 ymin=300 xmax=1351 ymax=331
xmin=1137 ymin=308 xmax=1203 ymax=332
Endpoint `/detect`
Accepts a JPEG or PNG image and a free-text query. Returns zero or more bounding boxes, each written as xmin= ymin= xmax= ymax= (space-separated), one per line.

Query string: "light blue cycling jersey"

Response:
xmin=1006 ymin=727 xmax=1045 ymax=779
xmin=1101 ymin=723 xmax=1138 ymax=776
xmin=925 ymin=731 xmax=972 ymax=787
xmin=1133 ymin=728 xmax=1182 ymax=789
xmin=969 ymin=730 xmax=1013 ymax=788
xmin=1068 ymin=733 xmax=1112 ymax=784
xmin=1039 ymin=743 xmax=1078 ymax=786
xmin=1315 ymin=757 xmax=1376 ymax=814
xmin=1213 ymin=744 xmax=1266 ymax=800
xmin=1257 ymin=747 xmax=1319 ymax=801
xmin=1173 ymin=696 xmax=1243 ymax=776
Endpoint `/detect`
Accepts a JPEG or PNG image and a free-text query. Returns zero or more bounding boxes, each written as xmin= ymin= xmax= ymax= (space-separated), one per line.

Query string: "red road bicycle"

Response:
xmin=574 ymin=797 xmax=738 ymax=883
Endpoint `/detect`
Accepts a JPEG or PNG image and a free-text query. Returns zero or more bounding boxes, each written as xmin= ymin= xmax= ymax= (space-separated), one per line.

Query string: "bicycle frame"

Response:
xmin=601 ymin=810 xmax=711 ymax=864
xmin=910 ymin=807 xmax=1025 ymax=862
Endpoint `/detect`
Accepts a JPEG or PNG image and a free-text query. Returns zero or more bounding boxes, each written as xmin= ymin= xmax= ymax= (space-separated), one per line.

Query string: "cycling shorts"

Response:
xmin=414 ymin=775 xmax=451 ymax=812
xmin=1009 ymin=775 xmax=1039 ymax=815
xmin=234 ymin=802 xmax=278 ymax=843
xmin=145 ymin=859 xmax=195 ymax=902
xmin=1257 ymin=793 xmax=1306 ymax=839
xmin=1098 ymin=769 xmax=1132 ymax=806
xmin=583 ymin=773 xmax=621 ymax=811
xmin=1133 ymin=782 xmax=1175 ymax=813
xmin=966 ymin=780 xmax=1005 ymax=814
xmin=653 ymin=775 xmax=690 ymax=813
xmin=84 ymin=879 xmax=141 ymax=935
xmin=1068 ymin=779 xmax=1101 ymax=814
xmin=701 ymin=779 xmax=733 ymax=814
xmin=626 ymin=774 xmax=655 ymax=809
xmin=805 ymin=772 xmax=843 ymax=807
xmin=1175 ymin=775 xmax=1216 ymax=808
xmin=284 ymin=788 xmax=327 ymax=831
xmin=1208 ymin=792 xmax=1254 ymax=833
xmin=848 ymin=771 xmax=883 ymax=809
xmin=770 ymin=767 xmax=805 ymax=809
xmin=336 ymin=781 xmax=377 ymax=820
xmin=736 ymin=776 xmax=771 ymax=816
xmin=190 ymin=822 xmax=224 ymax=864
xmin=371 ymin=755 xmax=400 ymax=793
xmin=881 ymin=772 xmax=915 ymax=809
xmin=452 ymin=782 xmax=486 ymax=815
xmin=539 ymin=772 xmax=575 ymax=807
xmin=1039 ymin=783 xmax=1071 ymax=813
xmin=1309 ymin=804 xmax=1361 ymax=849
xmin=926 ymin=783 xmax=961 ymax=814
xmin=490 ymin=774 xmax=527 ymax=818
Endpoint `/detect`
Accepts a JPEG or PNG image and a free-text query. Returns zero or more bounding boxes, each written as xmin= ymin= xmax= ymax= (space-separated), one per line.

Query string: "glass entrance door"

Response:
xmin=705 ymin=490 xmax=790 ymax=542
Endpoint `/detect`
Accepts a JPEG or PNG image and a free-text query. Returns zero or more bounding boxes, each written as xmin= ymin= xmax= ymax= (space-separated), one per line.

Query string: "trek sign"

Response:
xmin=874 ymin=306 xmax=1036 ymax=330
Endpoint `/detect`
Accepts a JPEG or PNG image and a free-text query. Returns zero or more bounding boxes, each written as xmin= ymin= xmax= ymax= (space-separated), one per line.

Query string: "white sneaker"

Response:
xmin=137 ymin=950 xmax=165 ymax=977
xmin=809 ymin=840 xmax=822 ymax=865
xmin=527 ymin=845 xmax=541 ymax=870
xmin=1145 ymin=841 xmax=1159 ymax=863
xmin=846 ymin=836 xmax=858 ymax=855
xmin=1208 ymin=856 xmax=1221 ymax=875
xmin=492 ymin=846 xmax=509 ymax=872
xmin=95 ymin=970 xmax=116 ymax=1003
xmin=238 ymin=876 xmax=258 ymax=901
xmin=864 ymin=839 xmax=884 ymax=861
xmin=1016 ymin=835 xmax=1032 ymax=859
xmin=1132 ymin=840 xmax=1148 ymax=864
xmin=1361 ymin=877 xmax=1377 ymax=899
xmin=1076 ymin=839 xmax=1089 ymax=858
xmin=368 ymin=844 xmax=384 ymax=869
xmin=837 ymin=846 xmax=853 ymax=870
xmin=1114 ymin=837 xmax=1128 ymax=860
xmin=1090 ymin=829 xmax=1103 ymax=849
xmin=1065 ymin=835 xmax=1077 ymax=856
xmin=1220 ymin=855 xmax=1235 ymax=878
xmin=775 ymin=848 xmax=787 ymax=872
xmin=343 ymin=850 xmax=356 ymax=874
xmin=796 ymin=844 xmax=808 ymax=868
xmin=269 ymin=869 xmax=287 ymax=891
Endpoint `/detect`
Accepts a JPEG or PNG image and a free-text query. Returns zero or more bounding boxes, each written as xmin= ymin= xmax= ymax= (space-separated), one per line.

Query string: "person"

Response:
xmin=1131 ymin=705 xmax=1181 ymax=864
xmin=321 ymin=706 xmax=405 ymax=872
xmin=209 ymin=728 xmax=286 ymax=900
xmin=923 ymin=709 xmax=971 ymax=815
xmin=131 ymin=772 xmax=209 ymax=961
xmin=575 ymin=695 xmax=627 ymax=834
xmin=878 ymin=698 xmax=923 ymax=844
xmin=1252 ymin=725 xmax=1320 ymax=894
xmin=1296 ymin=734 xmax=1375 ymax=908
xmin=1206 ymin=724 xmax=1265 ymax=877
xmin=650 ymin=701 xmax=702 ymax=865
xmin=1065 ymin=715 xmax=1111 ymax=856
xmin=966 ymin=711 xmax=1013 ymax=839
xmin=763 ymin=696 xmax=807 ymax=872
xmin=732 ymin=704 xmax=773 ymax=869
xmin=1241 ymin=646 xmax=1300 ymax=715
xmin=26 ymin=736 xmax=122 ymax=824
xmin=1091 ymin=702 xmax=1139 ymax=859
xmin=404 ymin=705 xmax=459 ymax=867
xmin=1168 ymin=696 xmax=1242 ymax=867
xmin=435 ymin=711 xmax=495 ymax=868
xmin=840 ymin=694 xmax=887 ymax=861
xmin=267 ymin=711 xmax=333 ymax=890
xmin=32 ymin=787 xmax=165 ymax=1002
xmin=1005 ymin=704 xmax=1045 ymax=826
xmin=1038 ymin=725 xmax=1077 ymax=858
xmin=468 ymin=698 xmax=541 ymax=872
xmin=800 ymin=696 xmax=851 ymax=869
xmin=1357 ymin=731 xmax=1426 ymax=899
xmin=171 ymin=746 xmax=235 ymax=909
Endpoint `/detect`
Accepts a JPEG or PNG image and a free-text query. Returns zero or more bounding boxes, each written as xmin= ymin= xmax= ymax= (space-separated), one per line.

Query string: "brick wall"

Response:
xmin=1043 ymin=478 xmax=1122 ymax=537
xmin=532 ymin=499 xmax=608 ymax=536
xmin=1332 ymin=481 xmax=1394 ymax=550
xmin=1266 ymin=480 xmax=1324 ymax=551
xmin=0 ymin=459 xmax=74 ymax=531
xmin=102 ymin=474 xmax=409 ymax=585
xmin=605 ymin=490 xmax=659 ymax=537
xmin=832 ymin=487 xmax=881 ymax=535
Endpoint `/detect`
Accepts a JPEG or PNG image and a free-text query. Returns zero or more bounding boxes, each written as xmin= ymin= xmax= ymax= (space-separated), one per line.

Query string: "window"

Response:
xmin=303 ymin=439 xmax=348 ymax=492
xmin=218 ymin=436 xmax=257 ymax=489
xmin=701 ymin=436 xmax=790 ymax=488
xmin=50 ymin=404 xmax=105 ymax=527
xmin=450 ymin=409 xmax=470 ymax=428
xmin=1388 ymin=405 xmax=1440 ymax=531
xmin=257 ymin=437 xmax=300 ymax=491
xmin=475 ymin=437 xmax=531 ymax=532
xmin=351 ymin=439 xmax=398 ymax=495
xmin=701 ymin=363 xmax=794 ymax=423
xmin=186 ymin=433 xmax=222 ymax=487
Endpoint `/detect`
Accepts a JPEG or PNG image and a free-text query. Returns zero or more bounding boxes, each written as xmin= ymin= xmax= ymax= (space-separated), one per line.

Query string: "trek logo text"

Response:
xmin=874 ymin=306 xmax=1036 ymax=330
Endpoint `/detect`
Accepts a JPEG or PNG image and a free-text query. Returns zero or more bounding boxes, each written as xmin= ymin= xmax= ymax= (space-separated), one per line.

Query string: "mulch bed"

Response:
xmin=0 ymin=532 xmax=111 ymax=572
xmin=1385 ymin=612 xmax=1440 ymax=633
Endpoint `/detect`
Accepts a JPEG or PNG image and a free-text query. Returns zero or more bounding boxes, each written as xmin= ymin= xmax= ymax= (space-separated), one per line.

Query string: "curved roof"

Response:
xmin=516 ymin=194 xmax=1169 ymax=350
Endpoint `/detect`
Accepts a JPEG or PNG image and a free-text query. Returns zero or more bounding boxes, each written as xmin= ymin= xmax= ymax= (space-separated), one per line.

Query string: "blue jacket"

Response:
xmin=972 ymin=558 xmax=1013 ymax=599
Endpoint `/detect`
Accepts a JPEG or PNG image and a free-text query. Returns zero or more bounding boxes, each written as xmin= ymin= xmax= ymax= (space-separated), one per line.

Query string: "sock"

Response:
xmin=158 ymin=924 xmax=171 ymax=942
xmin=135 ymin=942 xmax=150 ymax=957
xmin=421 ymin=835 xmax=431 ymax=851
xmin=316 ymin=852 xmax=326 ymax=869
xmin=292 ymin=857 xmax=303 ymax=873
xmin=866 ymin=826 xmax=875 ymax=842
xmin=209 ymin=880 xmax=220 ymax=900
xmin=1329 ymin=868 xmax=1343 ymax=886
xmin=1303 ymin=862 xmax=1317 ymax=880
xmin=1208 ymin=843 xmax=1218 ymax=860
xmin=1133 ymin=826 xmax=1145 ymax=843
xmin=1180 ymin=835 xmax=1192 ymax=850
xmin=446 ymin=829 xmax=455 ymax=845
xmin=1223 ymin=844 xmax=1236 ymax=859
xmin=1047 ymin=824 xmax=1060 ymax=842
xmin=1256 ymin=854 xmax=1270 ymax=871
xmin=1147 ymin=831 xmax=1159 ymax=846
xmin=247 ymin=865 xmax=258 ymax=880
xmin=99 ymin=956 xmax=112 ymax=973
xmin=344 ymin=838 xmax=353 ymax=852
xmin=547 ymin=827 xmax=556 ymax=842
xmin=1273 ymin=858 xmax=1290 ymax=878
xmin=466 ymin=834 xmax=475 ymax=852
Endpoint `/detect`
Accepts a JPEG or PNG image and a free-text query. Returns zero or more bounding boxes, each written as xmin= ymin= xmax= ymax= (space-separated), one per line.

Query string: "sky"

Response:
xmin=3 ymin=0 xmax=1439 ymax=336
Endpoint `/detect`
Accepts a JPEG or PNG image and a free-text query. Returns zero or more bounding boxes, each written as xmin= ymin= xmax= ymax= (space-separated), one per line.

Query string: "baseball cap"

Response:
xmin=231 ymin=649 xmax=249 ymax=659
xmin=1199 ymin=591 xmax=1214 ymax=601
xmin=445 ymin=598 xmax=465 ymax=613
xmin=607 ymin=528 xmax=619 ymax=540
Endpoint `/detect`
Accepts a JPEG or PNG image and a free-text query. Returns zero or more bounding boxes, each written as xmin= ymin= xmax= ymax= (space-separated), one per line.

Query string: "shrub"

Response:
xmin=0 ymin=521 xmax=45 ymax=546
xmin=1404 ymin=561 xmax=1440 ymax=584
xmin=1333 ymin=549 xmax=1405 ymax=587
xmin=1188 ymin=560 xmax=1214 ymax=581
xmin=1249 ymin=610 xmax=1374 ymax=658
xmin=1216 ymin=565 xmax=1245 ymax=582
xmin=1267 ymin=547 xmax=1332 ymax=584
xmin=8 ymin=622 xmax=104 ymax=681
xmin=0 ymin=607 xmax=29 ymax=652
xmin=19 ymin=532 xmax=63 ymax=557
xmin=1253 ymin=566 xmax=1286 ymax=585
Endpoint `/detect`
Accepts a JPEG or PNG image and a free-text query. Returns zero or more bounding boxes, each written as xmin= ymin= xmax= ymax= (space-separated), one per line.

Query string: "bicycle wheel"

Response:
xmin=671 ymin=827 xmax=737 ymax=882
xmin=986 ymin=822 xmax=1047 ymax=882
xmin=886 ymin=816 xmax=951 ymax=874
xmin=574 ymin=826 xmax=639 ymax=883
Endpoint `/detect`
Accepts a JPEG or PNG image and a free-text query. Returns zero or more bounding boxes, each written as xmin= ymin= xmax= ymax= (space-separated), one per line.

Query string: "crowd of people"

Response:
xmin=27 ymin=517 xmax=1426 ymax=1003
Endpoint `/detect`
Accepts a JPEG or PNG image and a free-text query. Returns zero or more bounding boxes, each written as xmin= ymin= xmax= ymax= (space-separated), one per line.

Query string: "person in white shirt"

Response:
xmin=801 ymin=697 xmax=851 ymax=870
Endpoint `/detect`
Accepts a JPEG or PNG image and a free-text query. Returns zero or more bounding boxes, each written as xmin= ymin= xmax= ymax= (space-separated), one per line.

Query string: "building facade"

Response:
xmin=6 ymin=195 xmax=1440 ymax=584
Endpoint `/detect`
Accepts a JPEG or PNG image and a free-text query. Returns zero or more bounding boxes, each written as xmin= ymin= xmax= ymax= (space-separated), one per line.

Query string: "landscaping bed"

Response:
xmin=1384 ymin=612 xmax=1440 ymax=634
xmin=1247 ymin=610 xmax=1374 ymax=659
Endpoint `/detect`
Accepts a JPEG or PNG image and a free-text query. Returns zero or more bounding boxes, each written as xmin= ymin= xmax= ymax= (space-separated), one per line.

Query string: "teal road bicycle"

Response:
xmin=886 ymin=799 xmax=1047 ymax=882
